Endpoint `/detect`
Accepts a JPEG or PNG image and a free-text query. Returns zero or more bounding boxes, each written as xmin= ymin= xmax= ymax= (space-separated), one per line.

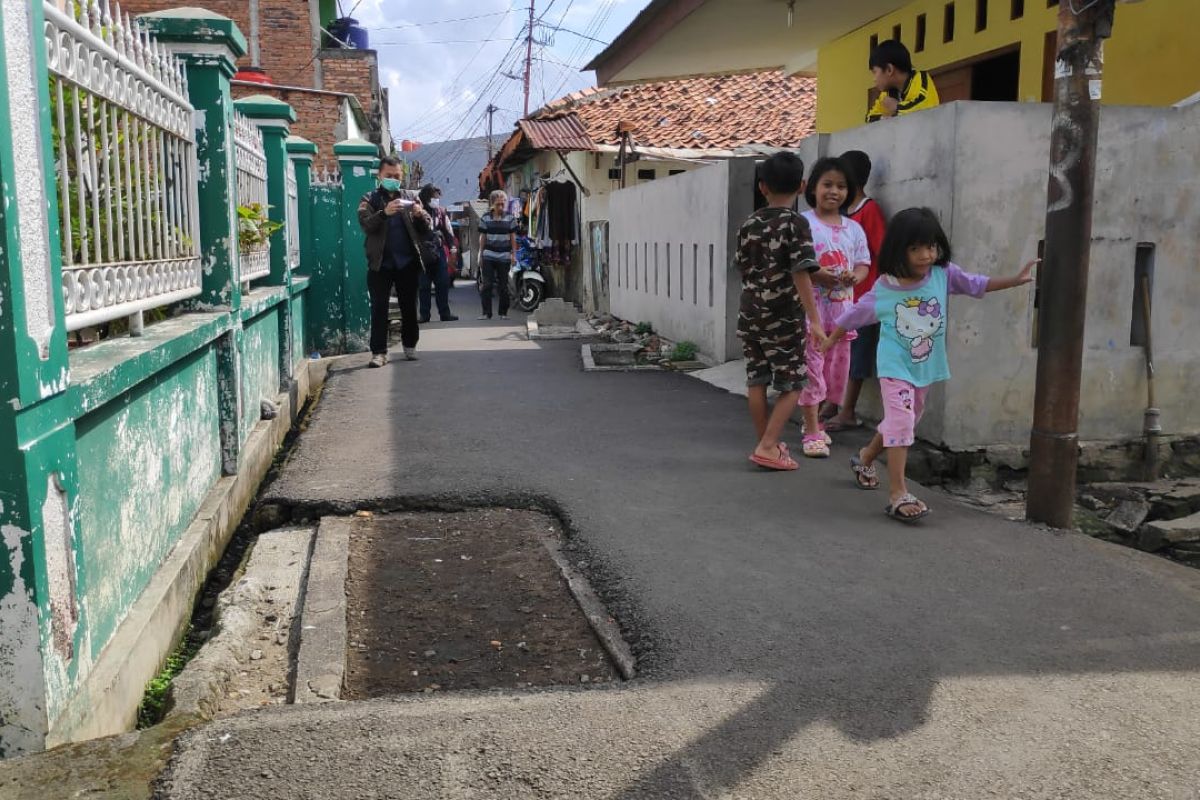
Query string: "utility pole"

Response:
xmin=1026 ymin=0 xmax=1117 ymax=528
xmin=486 ymin=104 xmax=498 ymax=159
xmin=523 ymin=0 xmax=535 ymax=117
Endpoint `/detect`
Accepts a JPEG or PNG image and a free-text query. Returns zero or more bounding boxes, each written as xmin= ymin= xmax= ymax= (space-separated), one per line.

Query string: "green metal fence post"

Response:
xmin=334 ymin=138 xmax=381 ymax=353
xmin=287 ymin=137 xmax=317 ymax=362
xmin=0 ymin=0 xmax=82 ymax=757
xmin=235 ymin=95 xmax=297 ymax=386
xmin=140 ymin=9 xmax=248 ymax=475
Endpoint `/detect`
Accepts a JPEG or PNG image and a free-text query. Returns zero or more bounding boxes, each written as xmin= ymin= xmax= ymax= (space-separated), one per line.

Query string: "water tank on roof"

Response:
xmin=234 ymin=66 xmax=273 ymax=85
xmin=328 ymin=17 xmax=369 ymax=50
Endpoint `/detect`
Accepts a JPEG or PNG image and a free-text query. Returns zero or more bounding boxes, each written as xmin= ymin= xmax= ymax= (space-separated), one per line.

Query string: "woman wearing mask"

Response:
xmin=417 ymin=184 xmax=459 ymax=322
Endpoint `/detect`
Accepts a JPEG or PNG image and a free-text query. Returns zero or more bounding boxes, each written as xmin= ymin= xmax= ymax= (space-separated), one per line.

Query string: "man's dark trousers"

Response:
xmin=368 ymin=266 xmax=419 ymax=355
xmin=480 ymin=257 xmax=511 ymax=317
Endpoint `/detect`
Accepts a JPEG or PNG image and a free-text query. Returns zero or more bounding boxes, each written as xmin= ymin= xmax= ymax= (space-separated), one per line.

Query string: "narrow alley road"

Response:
xmin=157 ymin=283 xmax=1200 ymax=799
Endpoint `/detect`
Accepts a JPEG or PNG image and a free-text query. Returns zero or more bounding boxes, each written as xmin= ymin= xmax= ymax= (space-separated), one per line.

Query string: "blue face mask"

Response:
xmin=380 ymin=177 xmax=402 ymax=193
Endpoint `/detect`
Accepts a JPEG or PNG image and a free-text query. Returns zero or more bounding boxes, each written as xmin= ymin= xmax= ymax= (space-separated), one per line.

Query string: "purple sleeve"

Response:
xmin=835 ymin=291 xmax=879 ymax=331
xmin=946 ymin=262 xmax=989 ymax=298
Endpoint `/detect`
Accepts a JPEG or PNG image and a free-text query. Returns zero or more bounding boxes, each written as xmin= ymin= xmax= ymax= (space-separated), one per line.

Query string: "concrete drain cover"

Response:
xmin=581 ymin=343 xmax=663 ymax=372
xmin=343 ymin=509 xmax=630 ymax=699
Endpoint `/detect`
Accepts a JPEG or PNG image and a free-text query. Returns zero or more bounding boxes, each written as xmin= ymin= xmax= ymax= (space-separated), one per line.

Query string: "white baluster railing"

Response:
xmin=44 ymin=0 xmax=201 ymax=332
xmin=233 ymin=111 xmax=271 ymax=283
xmin=285 ymin=159 xmax=300 ymax=270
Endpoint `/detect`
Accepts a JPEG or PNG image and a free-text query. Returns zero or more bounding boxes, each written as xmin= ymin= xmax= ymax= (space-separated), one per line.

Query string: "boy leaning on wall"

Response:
xmin=866 ymin=40 xmax=940 ymax=123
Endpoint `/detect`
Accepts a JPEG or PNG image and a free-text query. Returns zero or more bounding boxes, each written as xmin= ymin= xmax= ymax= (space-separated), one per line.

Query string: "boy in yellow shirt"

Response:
xmin=866 ymin=40 xmax=940 ymax=123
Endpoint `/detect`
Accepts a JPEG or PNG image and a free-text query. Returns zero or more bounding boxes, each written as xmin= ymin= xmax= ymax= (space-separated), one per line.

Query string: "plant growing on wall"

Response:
xmin=238 ymin=203 xmax=282 ymax=251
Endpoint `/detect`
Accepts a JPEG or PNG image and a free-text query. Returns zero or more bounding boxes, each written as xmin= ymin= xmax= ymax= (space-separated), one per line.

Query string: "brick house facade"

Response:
xmin=123 ymin=0 xmax=391 ymax=168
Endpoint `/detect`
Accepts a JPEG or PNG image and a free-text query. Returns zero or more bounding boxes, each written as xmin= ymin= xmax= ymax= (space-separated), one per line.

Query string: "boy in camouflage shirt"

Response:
xmin=737 ymin=152 xmax=827 ymax=470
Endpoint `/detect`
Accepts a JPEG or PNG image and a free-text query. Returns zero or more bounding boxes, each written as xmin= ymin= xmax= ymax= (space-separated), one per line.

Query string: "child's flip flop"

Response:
xmin=850 ymin=455 xmax=879 ymax=489
xmin=885 ymin=493 xmax=929 ymax=523
xmin=750 ymin=449 xmax=799 ymax=470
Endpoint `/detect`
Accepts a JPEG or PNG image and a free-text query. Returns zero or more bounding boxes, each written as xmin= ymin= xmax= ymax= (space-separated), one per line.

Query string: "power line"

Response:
xmin=369 ymin=10 xmax=514 ymax=31
xmin=372 ymin=37 xmax=521 ymax=46
xmin=394 ymin=3 xmax=521 ymax=135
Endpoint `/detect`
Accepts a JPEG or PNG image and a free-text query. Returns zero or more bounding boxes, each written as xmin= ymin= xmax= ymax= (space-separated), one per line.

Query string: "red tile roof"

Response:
xmin=534 ymin=70 xmax=817 ymax=149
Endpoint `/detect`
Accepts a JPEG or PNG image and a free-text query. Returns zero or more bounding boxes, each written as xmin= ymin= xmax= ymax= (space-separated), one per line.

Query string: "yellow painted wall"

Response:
xmin=815 ymin=0 xmax=1200 ymax=132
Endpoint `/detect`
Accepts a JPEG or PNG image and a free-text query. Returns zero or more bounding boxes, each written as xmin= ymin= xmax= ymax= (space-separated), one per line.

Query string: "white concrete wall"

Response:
xmin=823 ymin=101 xmax=1200 ymax=449
xmin=608 ymin=161 xmax=736 ymax=361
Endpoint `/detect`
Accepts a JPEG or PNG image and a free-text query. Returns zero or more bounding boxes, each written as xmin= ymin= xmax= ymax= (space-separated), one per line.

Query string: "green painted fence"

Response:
xmin=0 ymin=4 xmax=379 ymax=756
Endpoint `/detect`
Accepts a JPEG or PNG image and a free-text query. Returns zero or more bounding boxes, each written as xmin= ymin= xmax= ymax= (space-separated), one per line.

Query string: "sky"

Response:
xmin=336 ymin=0 xmax=649 ymax=145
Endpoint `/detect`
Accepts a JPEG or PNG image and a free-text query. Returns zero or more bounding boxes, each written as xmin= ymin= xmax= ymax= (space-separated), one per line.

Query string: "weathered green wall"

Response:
xmin=291 ymin=286 xmax=307 ymax=364
xmin=306 ymin=184 xmax=346 ymax=353
xmin=240 ymin=309 xmax=282 ymax=441
xmin=73 ymin=348 xmax=221 ymax=668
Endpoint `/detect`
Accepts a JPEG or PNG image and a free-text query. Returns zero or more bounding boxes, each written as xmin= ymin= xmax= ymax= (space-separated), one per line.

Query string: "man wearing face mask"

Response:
xmin=357 ymin=156 xmax=432 ymax=367
xmin=417 ymin=184 xmax=459 ymax=323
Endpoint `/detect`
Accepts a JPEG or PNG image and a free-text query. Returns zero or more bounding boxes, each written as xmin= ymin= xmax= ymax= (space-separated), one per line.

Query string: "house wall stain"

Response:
xmin=73 ymin=348 xmax=221 ymax=664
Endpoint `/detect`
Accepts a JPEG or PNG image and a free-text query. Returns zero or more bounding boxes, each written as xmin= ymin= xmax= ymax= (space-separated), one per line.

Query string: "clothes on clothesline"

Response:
xmin=519 ymin=180 xmax=579 ymax=265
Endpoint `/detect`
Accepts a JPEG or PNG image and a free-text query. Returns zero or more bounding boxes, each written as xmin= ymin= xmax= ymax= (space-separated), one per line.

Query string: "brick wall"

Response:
xmin=317 ymin=50 xmax=379 ymax=132
xmin=231 ymin=84 xmax=353 ymax=172
xmin=125 ymin=0 xmax=318 ymax=88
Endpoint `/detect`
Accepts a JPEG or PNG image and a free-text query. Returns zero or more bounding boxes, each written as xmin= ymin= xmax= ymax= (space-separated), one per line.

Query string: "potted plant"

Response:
xmin=238 ymin=203 xmax=281 ymax=280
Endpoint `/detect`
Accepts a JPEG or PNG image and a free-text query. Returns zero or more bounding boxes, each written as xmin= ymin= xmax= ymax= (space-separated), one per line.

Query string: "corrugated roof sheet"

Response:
xmin=517 ymin=115 xmax=596 ymax=151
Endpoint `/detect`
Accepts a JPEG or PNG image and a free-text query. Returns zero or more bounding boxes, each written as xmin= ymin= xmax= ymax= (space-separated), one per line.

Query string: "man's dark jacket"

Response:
xmin=357 ymin=188 xmax=432 ymax=272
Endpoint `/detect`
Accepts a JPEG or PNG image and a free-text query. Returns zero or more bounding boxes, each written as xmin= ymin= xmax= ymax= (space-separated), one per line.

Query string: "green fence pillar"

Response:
xmin=287 ymin=137 xmax=317 ymax=362
xmin=140 ymin=9 xmax=249 ymax=476
xmin=235 ymin=95 xmax=297 ymax=386
xmin=0 ymin=0 xmax=82 ymax=757
xmin=334 ymin=138 xmax=381 ymax=353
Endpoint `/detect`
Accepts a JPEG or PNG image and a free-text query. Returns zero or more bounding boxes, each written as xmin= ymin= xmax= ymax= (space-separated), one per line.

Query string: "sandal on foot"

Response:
xmin=885 ymin=493 xmax=929 ymax=523
xmin=824 ymin=417 xmax=862 ymax=432
xmin=850 ymin=455 xmax=879 ymax=489
xmin=801 ymin=434 xmax=830 ymax=459
xmin=749 ymin=447 xmax=798 ymax=471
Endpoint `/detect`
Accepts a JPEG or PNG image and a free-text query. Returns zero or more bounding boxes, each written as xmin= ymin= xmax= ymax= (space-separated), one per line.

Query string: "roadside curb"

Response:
xmin=537 ymin=529 xmax=637 ymax=681
xmin=293 ymin=517 xmax=351 ymax=702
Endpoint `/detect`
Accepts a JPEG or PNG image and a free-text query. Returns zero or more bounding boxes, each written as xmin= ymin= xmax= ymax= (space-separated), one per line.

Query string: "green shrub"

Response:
xmin=634 ymin=321 xmax=654 ymax=335
xmin=670 ymin=341 xmax=698 ymax=361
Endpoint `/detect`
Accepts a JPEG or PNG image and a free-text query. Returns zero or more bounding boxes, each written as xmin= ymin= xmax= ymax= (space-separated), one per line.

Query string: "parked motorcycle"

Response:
xmin=510 ymin=235 xmax=546 ymax=312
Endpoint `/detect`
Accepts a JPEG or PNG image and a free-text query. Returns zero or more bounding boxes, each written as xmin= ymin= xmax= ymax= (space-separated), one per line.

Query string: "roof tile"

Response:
xmin=533 ymin=70 xmax=816 ymax=150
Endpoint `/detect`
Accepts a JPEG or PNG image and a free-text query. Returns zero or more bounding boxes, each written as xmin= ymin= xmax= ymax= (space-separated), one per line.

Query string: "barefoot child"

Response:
xmin=736 ymin=152 xmax=827 ymax=471
xmin=797 ymin=157 xmax=871 ymax=458
xmin=821 ymin=207 xmax=1038 ymax=521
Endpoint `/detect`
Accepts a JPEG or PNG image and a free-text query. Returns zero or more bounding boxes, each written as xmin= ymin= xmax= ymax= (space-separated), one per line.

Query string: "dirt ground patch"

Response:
xmin=344 ymin=509 xmax=618 ymax=698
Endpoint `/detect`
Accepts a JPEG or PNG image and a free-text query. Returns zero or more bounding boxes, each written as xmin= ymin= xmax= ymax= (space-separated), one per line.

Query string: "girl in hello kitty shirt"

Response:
xmin=821 ymin=208 xmax=1039 ymax=523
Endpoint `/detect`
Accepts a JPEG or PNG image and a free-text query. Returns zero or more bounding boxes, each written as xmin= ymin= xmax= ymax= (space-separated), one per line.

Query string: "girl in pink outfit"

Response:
xmin=797 ymin=158 xmax=871 ymax=458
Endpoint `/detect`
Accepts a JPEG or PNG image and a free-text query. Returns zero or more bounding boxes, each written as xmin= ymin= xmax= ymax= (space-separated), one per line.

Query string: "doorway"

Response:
xmin=929 ymin=44 xmax=1022 ymax=104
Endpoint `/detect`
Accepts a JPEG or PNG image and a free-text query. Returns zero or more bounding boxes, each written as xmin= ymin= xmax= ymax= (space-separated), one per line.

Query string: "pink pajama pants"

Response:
xmin=796 ymin=302 xmax=854 ymax=410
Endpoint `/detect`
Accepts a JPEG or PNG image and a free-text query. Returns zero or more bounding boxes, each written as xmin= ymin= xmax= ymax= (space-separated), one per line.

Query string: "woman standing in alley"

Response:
xmin=477 ymin=190 xmax=517 ymax=320
xmin=418 ymin=184 xmax=459 ymax=323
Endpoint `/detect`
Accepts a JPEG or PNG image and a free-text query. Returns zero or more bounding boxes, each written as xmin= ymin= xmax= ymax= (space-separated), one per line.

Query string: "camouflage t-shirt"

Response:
xmin=735 ymin=206 xmax=818 ymax=338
